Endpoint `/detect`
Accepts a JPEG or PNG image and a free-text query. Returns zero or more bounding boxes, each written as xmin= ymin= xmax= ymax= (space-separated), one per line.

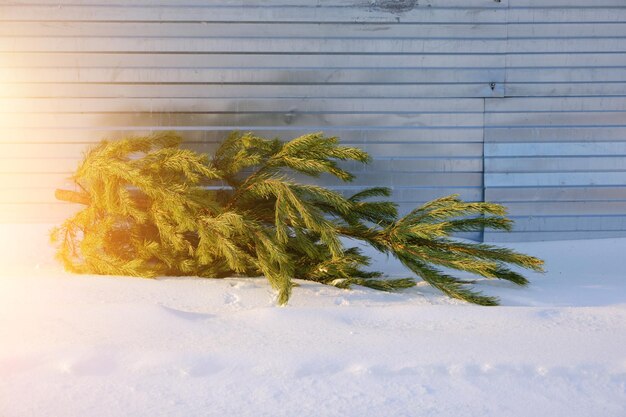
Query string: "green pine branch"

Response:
xmin=53 ymin=131 xmax=544 ymax=306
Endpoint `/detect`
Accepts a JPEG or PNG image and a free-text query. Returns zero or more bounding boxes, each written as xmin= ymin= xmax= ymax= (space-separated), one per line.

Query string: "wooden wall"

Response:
xmin=484 ymin=1 xmax=626 ymax=241
xmin=1 ymin=0 xmax=624 ymax=241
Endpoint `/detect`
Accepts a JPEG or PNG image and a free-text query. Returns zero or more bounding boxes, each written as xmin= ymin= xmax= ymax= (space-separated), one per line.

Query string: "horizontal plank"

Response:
xmin=0 ymin=142 xmax=484 ymax=159
xmin=485 ymin=230 xmax=626 ymax=242
xmin=507 ymin=39 xmax=626 ymax=53
xmin=0 ymin=128 xmax=485 ymax=144
xmin=485 ymin=172 xmax=626 ymax=187
xmin=510 ymin=0 xmax=626 ymax=6
xmin=508 ymin=9 xmax=626 ymax=24
xmin=0 ymin=157 xmax=482 ymax=175
xmin=486 ymin=186 xmax=626 ymax=202
xmin=485 ymin=142 xmax=626 ymax=157
xmin=506 ymin=68 xmax=626 ymax=83
xmin=507 ymin=22 xmax=626 ymax=38
xmin=485 ymin=97 xmax=626 ymax=112
xmin=0 ymin=97 xmax=485 ymax=114
xmin=503 ymin=201 xmax=626 ymax=216
xmin=0 ymin=186 xmax=484 ymax=205
xmin=0 ymin=67 xmax=505 ymax=84
xmin=344 ymin=187 xmax=483 ymax=202
xmin=507 ymin=53 xmax=626 ymax=68
xmin=485 ymin=111 xmax=626 ymax=127
xmin=504 ymin=82 xmax=626 ymax=97
xmin=6 ymin=0 xmax=504 ymax=6
xmin=0 ymin=188 xmax=61 ymax=204
xmin=485 ymin=156 xmax=626 ymax=172
xmin=0 ymin=171 xmax=483 ymax=189
xmin=0 ymin=203 xmax=80 ymax=223
xmin=506 ymin=67 xmax=626 ymax=83
xmin=0 ymin=82 xmax=504 ymax=99
xmin=0 ymin=22 xmax=602 ymax=44
xmin=0 ymin=6 xmax=506 ymax=23
xmin=8 ymin=51 xmax=617 ymax=70
xmin=498 ymin=215 xmax=626 ymax=232
xmin=0 ymin=38 xmax=505 ymax=54
xmin=0 ymin=174 xmax=77 ymax=189
xmin=0 ymin=159 xmax=79 ymax=174
xmin=0 ymin=112 xmax=485 ymax=128
xmin=485 ymin=127 xmax=626 ymax=142
xmin=1 ymin=52 xmax=504 ymax=69
xmin=341 ymin=158 xmax=482 ymax=173
xmin=0 ymin=22 xmax=506 ymax=39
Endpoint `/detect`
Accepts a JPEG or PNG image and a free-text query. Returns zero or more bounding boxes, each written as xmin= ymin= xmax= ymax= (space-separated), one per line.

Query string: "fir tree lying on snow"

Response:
xmin=52 ymin=132 xmax=543 ymax=305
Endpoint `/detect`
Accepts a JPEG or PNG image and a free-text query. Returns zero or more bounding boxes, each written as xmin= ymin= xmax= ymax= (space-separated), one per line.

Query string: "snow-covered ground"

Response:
xmin=1 ymin=224 xmax=625 ymax=417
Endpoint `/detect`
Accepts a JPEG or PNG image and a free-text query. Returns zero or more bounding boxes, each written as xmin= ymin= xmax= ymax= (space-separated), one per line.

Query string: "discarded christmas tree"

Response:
xmin=52 ymin=131 xmax=544 ymax=305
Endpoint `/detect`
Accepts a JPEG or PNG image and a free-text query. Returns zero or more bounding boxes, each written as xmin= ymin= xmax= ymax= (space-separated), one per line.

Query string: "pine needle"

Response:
xmin=53 ymin=131 xmax=544 ymax=306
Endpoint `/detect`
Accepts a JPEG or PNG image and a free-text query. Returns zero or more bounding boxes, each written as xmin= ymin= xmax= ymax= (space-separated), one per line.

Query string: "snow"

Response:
xmin=1 ymin=224 xmax=625 ymax=417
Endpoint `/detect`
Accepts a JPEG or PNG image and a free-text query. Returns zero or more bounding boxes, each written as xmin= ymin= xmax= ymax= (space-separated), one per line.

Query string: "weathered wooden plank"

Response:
xmin=0 ymin=159 xmax=80 ymax=174
xmin=485 ymin=142 xmax=626 ymax=157
xmin=508 ymin=22 xmax=626 ymax=38
xmin=0 ymin=67 xmax=505 ymax=84
xmin=7 ymin=0 xmax=504 ymax=6
xmin=0 ymin=186 xmax=483 ymax=204
xmin=508 ymin=8 xmax=626 ymax=24
xmin=486 ymin=186 xmax=626 ymax=202
xmin=504 ymin=83 xmax=626 ymax=97
xmin=0 ymin=184 xmax=484 ymax=205
xmin=1 ymin=52 xmax=504 ymax=69
xmin=0 ymin=203 xmax=80 ymax=223
xmin=506 ymin=68 xmax=626 ymax=83
xmin=0 ymin=38 xmax=505 ymax=54
xmin=246 ymin=171 xmax=471 ymax=187
xmin=486 ymin=127 xmax=626 ymax=142
xmin=486 ymin=172 xmax=626 ymax=187
xmin=0 ymin=142 xmax=484 ymax=159
xmin=0 ymin=112 xmax=485 ymax=128
xmin=507 ymin=53 xmax=626 ymax=67
xmin=0 ymin=157 xmax=482 ymax=175
xmin=344 ymin=158 xmax=482 ymax=173
xmin=507 ymin=39 xmax=626 ymax=53
xmin=0 ymin=82 xmax=503 ymax=99
xmin=485 ymin=111 xmax=626 ymax=127
xmin=0 ymin=97 xmax=485 ymax=114
xmin=485 ymin=97 xmax=626 ymax=112
xmin=295 ymin=142 xmax=482 ymax=159
xmin=493 ymin=215 xmax=626 ymax=232
xmin=485 ymin=156 xmax=626 ymax=172
xmin=0 ymin=128 xmax=485 ymax=144
xmin=0 ymin=21 xmax=506 ymax=39
xmin=0 ymin=171 xmax=483 ymax=189
xmin=510 ymin=0 xmax=626 ymax=6
xmin=485 ymin=230 xmax=626 ymax=242
xmin=0 ymin=173 xmax=77 ymax=189
xmin=384 ymin=187 xmax=483 ymax=202
xmin=0 ymin=6 xmax=506 ymax=23
xmin=503 ymin=201 xmax=626 ymax=216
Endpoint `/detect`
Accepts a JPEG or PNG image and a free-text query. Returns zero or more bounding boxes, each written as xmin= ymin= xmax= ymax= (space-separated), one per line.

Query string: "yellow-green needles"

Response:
xmin=53 ymin=132 xmax=543 ymax=305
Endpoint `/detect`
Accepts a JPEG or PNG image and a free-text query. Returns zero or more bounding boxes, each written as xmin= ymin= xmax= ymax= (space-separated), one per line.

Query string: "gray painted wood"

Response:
xmin=485 ymin=97 xmax=626 ymax=241
xmin=2 ymin=1 xmax=625 ymax=243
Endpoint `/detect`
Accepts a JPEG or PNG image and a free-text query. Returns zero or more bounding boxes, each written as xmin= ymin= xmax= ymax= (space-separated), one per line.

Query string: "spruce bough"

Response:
xmin=52 ymin=132 xmax=544 ymax=305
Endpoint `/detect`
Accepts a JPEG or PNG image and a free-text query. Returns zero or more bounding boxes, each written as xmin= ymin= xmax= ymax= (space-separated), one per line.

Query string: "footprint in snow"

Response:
xmin=224 ymin=292 xmax=241 ymax=306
